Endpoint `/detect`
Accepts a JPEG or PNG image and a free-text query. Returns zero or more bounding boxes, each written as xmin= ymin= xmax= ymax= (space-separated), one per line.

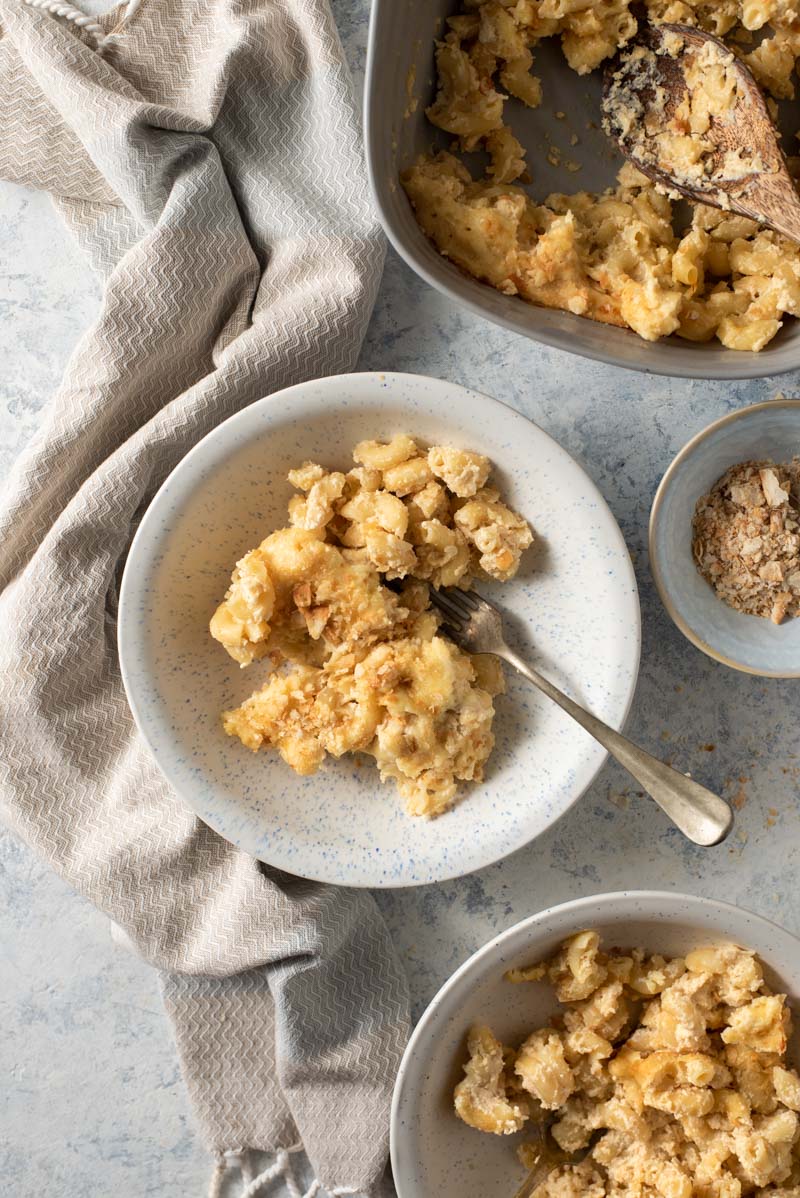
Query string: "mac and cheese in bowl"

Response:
xmin=455 ymin=929 xmax=800 ymax=1198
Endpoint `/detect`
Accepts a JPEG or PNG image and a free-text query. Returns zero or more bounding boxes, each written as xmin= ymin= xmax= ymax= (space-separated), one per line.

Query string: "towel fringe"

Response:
xmin=207 ymin=1148 xmax=366 ymax=1198
xmin=20 ymin=0 xmax=146 ymax=52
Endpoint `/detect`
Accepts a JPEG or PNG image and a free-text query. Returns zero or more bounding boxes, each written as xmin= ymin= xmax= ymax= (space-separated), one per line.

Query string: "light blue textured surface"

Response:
xmin=2 ymin=0 xmax=800 ymax=1192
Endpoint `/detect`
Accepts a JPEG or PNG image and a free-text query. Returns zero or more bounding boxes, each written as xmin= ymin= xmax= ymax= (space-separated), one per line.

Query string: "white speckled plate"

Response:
xmin=118 ymin=373 xmax=640 ymax=887
xmin=391 ymin=891 xmax=800 ymax=1198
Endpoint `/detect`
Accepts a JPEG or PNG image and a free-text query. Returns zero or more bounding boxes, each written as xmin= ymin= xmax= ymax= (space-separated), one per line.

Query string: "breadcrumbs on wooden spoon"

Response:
xmin=692 ymin=458 xmax=800 ymax=624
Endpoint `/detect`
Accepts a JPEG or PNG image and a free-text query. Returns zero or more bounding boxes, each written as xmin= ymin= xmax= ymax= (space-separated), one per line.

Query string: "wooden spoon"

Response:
xmin=602 ymin=22 xmax=800 ymax=244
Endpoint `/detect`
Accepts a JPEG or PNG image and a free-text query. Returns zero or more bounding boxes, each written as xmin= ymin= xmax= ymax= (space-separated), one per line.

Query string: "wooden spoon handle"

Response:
xmin=735 ymin=171 xmax=800 ymax=244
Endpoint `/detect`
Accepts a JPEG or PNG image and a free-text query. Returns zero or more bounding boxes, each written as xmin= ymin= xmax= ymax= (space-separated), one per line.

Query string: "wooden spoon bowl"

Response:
xmin=602 ymin=22 xmax=800 ymax=244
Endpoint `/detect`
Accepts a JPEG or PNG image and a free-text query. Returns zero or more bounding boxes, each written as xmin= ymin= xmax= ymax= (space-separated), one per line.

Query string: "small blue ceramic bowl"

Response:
xmin=650 ymin=399 xmax=800 ymax=677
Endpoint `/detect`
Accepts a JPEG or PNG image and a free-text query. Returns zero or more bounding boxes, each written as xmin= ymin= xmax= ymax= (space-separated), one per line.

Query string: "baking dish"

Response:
xmin=364 ymin=0 xmax=800 ymax=380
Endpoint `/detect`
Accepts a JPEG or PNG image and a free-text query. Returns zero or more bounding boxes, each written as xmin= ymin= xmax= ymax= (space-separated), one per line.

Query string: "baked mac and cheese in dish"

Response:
xmin=402 ymin=0 xmax=800 ymax=352
xmin=455 ymin=930 xmax=800 ymax=1197
xmin=210 ymin=436 xmax=532 ymax=817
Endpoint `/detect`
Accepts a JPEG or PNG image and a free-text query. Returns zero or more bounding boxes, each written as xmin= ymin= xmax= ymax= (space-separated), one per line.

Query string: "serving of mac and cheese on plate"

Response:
xmin=118 ymin=372 xmax=640 ymax=886
xmin=210 ymin=434 xmax=532 ymax=817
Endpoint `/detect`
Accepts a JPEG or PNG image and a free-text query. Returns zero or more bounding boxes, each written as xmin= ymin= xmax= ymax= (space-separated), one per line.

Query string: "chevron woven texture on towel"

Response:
xmin=0 ymin=0 xmax=410 ymax=1188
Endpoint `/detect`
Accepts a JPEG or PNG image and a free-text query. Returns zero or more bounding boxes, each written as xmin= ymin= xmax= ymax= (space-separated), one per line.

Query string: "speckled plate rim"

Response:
xmin=390 ymin=889 xmax=800 ymax=1198
xmin=118 ymin=371 xmax=641 ymax=887
xmin=649 ymin=398 xmax=800 ymax=679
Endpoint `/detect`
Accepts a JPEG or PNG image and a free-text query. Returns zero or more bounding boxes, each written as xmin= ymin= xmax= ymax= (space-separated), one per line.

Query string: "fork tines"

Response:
xmin=428 ymin=585 xmax=476 ymax=624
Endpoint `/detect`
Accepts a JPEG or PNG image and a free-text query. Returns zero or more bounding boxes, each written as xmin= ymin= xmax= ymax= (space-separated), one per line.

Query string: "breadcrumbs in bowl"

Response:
xmin=649 ymin=399 xmax=800 ymax=677
xmin=692 ymin=459 xmax=800 ymax=626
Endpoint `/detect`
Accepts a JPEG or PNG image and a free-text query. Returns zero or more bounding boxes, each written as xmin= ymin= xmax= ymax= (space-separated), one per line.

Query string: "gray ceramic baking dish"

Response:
xmin=364 ymin=0 xmax=800 ymax=379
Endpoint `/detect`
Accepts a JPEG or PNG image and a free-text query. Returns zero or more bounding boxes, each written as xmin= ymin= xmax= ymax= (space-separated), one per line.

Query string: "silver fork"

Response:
xmin=430 ymin=587 xmax=733 ymax=846
xmin=512 ymin=1125 xmax=600 ymax=1198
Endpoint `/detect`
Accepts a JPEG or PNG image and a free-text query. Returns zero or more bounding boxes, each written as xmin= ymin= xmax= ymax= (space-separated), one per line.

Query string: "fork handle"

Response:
xmin=498 ymin=647 xmax=733 ymax=846
xmin=512 ymin=1158 xmax=563 ymax=1198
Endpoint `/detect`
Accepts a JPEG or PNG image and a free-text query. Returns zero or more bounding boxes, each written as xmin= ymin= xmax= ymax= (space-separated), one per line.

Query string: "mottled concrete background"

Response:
xmin=1 ymin=2 xmax=798 ymax=1194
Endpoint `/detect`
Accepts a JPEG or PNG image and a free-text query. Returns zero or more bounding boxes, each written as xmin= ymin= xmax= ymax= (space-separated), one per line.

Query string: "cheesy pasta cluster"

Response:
xmin=402 ymin=0 xmax=800 ymax=351
xmin=455 ymin=930 xmax=800 ymax=1198
xmin=210 ymin=435 xmax=532 ymax=817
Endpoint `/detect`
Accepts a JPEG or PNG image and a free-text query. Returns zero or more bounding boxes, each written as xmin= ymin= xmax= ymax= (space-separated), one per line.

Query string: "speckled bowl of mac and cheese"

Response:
xmin=391 ymin=891 xmax=800 ymax=1198
xmin=118 ymin=372 xmax=640 ymax=888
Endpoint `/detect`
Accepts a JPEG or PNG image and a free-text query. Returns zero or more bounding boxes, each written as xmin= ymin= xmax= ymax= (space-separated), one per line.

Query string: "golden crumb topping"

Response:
xmin=693 ymin=458 xmax=800 ymax=624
